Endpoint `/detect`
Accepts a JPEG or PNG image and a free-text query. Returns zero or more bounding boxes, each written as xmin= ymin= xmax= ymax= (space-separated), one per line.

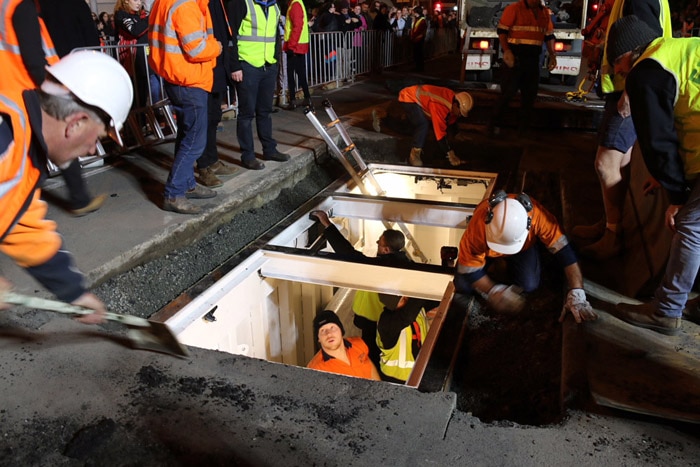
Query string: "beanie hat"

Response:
xmin=313 ymin=310 xmax=345 ymax=337
xmin=606 ymin=15 xmax=660 ymax=66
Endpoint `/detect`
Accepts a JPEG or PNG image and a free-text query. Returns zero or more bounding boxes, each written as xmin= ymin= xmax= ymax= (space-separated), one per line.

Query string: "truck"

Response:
xmin=461 ymin=0 xmax=589 ymax=84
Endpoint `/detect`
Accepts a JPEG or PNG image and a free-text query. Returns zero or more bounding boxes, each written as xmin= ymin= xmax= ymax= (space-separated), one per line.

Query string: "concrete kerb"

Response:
xmin=83 ymin=140 xmax=330 ymax=291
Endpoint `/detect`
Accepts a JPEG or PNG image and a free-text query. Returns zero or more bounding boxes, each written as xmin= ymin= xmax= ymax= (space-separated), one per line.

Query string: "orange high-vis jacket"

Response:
xmin=457 ymin=195 xmax=567 ymax=274
xmin=0 ymin=0 xmax=59 ymax=94
xmin=0 ymin=94 xmax=61 ymax=268
xmin=497 ymin=0 xmax=554 ymax=47
xmin=398 ymin=84 xmax=457 ymax=141
xmin=148 ymin=0 xmax=221 ymax=92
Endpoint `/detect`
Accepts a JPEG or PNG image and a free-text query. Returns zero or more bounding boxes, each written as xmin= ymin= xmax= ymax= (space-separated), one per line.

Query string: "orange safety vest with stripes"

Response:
xmin=497 ymin=0 xmax=553 ymax=47
xmin=0 ymin=93 xmax=61 ymax=268
xmin=456 ymin=194 xmax=568 ymax=274
xmin=0 ymin=0 xmax=59 ymax=94
xmin=148 ymin=0 xmax=221 ymax=92
xmin=398 ymin=84 xmax=457 ymax=141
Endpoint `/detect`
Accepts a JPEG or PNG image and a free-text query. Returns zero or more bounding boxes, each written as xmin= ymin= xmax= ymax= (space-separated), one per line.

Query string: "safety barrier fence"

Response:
xmin=66 ymin=26 xmax=459 ymax=167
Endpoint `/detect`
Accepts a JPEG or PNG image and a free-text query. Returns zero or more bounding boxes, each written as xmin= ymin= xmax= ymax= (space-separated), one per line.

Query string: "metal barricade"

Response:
xmin=72 ymin=43 xmax=176 ymax=155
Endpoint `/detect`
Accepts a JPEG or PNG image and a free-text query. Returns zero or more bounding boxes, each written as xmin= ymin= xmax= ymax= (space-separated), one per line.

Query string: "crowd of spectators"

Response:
xmin=672 ymin=0 xmax=700 ymax=36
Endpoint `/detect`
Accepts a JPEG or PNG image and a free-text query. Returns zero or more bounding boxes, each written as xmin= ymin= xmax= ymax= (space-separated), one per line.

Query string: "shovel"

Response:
xmin=1 ymin=291 xmax=189 ymax=358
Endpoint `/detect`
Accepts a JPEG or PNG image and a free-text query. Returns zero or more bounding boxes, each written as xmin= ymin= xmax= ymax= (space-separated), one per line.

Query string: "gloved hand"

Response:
xmin=487 ymin=284 xmax=526 ymax=313
xmin=446 ymin=150 xmax=461 ymax=166
xmin=559 ymin=288 xmax=597 ymax=323
xmin=503 ymin=49 xmax=515 ymax=68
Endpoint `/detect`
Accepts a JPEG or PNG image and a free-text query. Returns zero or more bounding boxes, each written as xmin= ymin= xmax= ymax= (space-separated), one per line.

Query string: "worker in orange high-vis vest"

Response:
xmin=488 ymin=0 xmax=557 ymax=137
xmin=0 ymin=51 xmax=133 ymax=322
xmin=2 ymin=0 xmax=107 ymax=218
xmin=397 ymin=84 xmax=473 ymax=167
xmin=149 ymin=0 xmax=223 ymax=214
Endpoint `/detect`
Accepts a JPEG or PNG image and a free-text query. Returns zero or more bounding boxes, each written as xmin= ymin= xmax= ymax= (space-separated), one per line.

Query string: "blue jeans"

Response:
xmin=235 ymin=61 xmax=278 ymax=162
xmin=656 ymin=177 xmax=700 ymax=318
xmin=454 ymin=244 xmax=542 ymax=294
xmin=401 ymin=102 xmax=428 ymax=148
xmin=163 ymin=83 xmax=208 ymax=199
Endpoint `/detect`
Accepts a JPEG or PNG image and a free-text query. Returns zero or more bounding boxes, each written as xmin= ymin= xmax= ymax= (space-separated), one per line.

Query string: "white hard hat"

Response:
xmin=45 ymin=50 xmax=133 ymax=146
xmin=454 ymin=92 xmax=473 ymax=117
xmin=485 ymin=197 xmax=530 ymax=254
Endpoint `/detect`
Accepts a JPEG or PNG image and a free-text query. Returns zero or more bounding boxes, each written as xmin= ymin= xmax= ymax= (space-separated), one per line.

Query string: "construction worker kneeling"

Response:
xmin=454 ymin=190 xmax=597 ymax=324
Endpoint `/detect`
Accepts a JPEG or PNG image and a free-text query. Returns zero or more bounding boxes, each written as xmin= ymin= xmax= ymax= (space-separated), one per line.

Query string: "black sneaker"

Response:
xmin=264 ymin=151 xmax=290 ymax=162
xmin=242 ymin=158 xmax=265 ymax=170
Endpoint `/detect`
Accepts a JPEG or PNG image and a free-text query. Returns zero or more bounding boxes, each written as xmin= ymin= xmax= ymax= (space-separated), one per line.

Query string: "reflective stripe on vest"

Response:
xmin=238 ymin=0 xmax=279 ymax=67
xmin=600 ymin=0 xmax=672 ymax=94
xmin=0 ymin=94 xmax=37 ymax=241
xmin=378 ymin=309 xmax=427 ymax=382
xmin=636 ymin=37 xmax=700 ymax=177
xmin=150 ymin=0 xmax=209 ymax=57
xmin=0 ymin=0 xmax=58 ymax=93
xmin=283 ymin=0 xmax=309 ymax=45
xmin=414 ymin=85 xmax=452 ymax=118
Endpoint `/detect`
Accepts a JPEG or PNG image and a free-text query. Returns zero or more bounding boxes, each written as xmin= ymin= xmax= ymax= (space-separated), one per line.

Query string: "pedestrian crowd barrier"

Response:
xmin=64 ymin=26 xmax=459 ymax=169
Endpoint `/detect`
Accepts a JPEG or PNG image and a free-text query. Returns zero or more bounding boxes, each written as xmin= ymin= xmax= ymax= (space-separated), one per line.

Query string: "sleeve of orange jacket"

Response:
xmin=172 ymin=0 xmax=220 ymax=63
xmin=0 ymin=191 xmax=86 ymax=302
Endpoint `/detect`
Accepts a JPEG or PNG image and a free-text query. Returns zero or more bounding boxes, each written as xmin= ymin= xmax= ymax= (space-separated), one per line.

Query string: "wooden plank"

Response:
xmin=563 ymin=280 xmax=700 ymax=423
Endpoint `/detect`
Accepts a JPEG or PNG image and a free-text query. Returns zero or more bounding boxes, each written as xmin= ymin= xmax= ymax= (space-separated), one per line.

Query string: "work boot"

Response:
xmin=372 ymin=109 xmax=381 ymax=133
xmin=683 ymin=296 xmax=700 ymax=324
xmin=446 ymin=150 xmax=461 ymax=166
xmin=409 ymin=147 xmax=423 ymax=167
xmin=70 ymin=193 xmax=107 ymax=217
xmin=163 ymin=197 xmax=201 ymax=215
xmin=613 ymin=301 xmax=681 ymax=336
xmin=264 ymin=151 xmax=291 ymax=162
xmin=197 ymin=166 xmax=223 ymax=188
xmin=571 ymin=219 xmax=606 ymax=240
xmin=185 ymin=184 xmax=217 ymax=199
xmin=579 ymin=228 xmax=622 ymax=261
xmin=209 ymin=160 xmax=238 ymax=176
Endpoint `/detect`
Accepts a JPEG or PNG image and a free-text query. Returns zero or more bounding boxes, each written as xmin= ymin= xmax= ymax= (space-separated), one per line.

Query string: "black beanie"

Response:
xmin=606 ymin=15 xmax=660 ymax=65
xmin=313 ymin=310 xmax=345 ymax=337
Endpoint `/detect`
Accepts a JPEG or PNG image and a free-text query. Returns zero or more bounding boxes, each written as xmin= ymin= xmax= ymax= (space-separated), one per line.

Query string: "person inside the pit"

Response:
xmin=376 ymin=294 xmax=433 ymax=383
xmin=371 ymin=84 xmax=473 ymax=167
xmin=309 ymin=210 xmax=412 ymax=368
xmin=307 ymin=309 xmax=381 ymax=381
xmin=0 ymin=51 xmax=133 ymax=324
xmin=454 ymin=190 xmax=597 ymax=323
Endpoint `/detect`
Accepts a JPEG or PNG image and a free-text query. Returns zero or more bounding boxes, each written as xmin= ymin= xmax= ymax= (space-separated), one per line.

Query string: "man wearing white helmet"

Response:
xmin=0 ymin=51 xmax=133 ymax=323
xmin=454 ymin=190 xmax=597 ymax=323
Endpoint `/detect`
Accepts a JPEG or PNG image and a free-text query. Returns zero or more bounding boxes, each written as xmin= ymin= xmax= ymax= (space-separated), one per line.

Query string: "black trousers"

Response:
xmin=60 ymin=159 xmax=91 ymax=209
xmin=285 ymin=51 xmax=310 ymax=103
xmin=491 ymin=51 xmax=541 ymax=131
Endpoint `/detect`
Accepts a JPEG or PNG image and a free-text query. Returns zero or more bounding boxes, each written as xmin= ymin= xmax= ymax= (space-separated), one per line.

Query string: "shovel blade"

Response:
xmin=127 ymin=321 xmax=189 ymax=358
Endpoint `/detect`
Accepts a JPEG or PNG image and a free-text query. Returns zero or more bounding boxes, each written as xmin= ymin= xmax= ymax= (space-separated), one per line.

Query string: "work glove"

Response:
xmin=487 ymin=284 xmax=525 ymax=314
xmin=559 ymin=288 xmax=597 ymax=323
xmin=446 ymin=150 xmax=461 ymax=167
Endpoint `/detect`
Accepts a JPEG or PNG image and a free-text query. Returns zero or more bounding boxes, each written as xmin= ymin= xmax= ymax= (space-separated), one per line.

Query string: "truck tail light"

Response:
xmin=471 ymin=40 xmax=490 ymax=50
xmin=554 ymin=41 xmax=565 ymax=52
